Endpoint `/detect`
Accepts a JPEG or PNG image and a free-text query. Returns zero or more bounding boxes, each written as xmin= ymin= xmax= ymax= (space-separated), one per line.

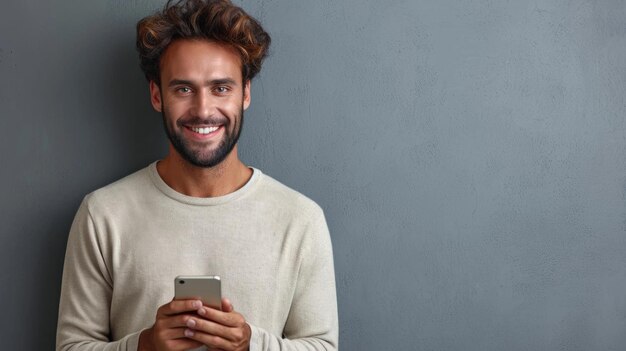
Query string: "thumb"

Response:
xmin=221 ymin=297 xmax=234 ymax=312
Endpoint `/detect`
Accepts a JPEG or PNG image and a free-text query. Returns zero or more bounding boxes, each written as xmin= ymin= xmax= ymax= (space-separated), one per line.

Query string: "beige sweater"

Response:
xmin=56 ymin=163 xmax=338 ymax=351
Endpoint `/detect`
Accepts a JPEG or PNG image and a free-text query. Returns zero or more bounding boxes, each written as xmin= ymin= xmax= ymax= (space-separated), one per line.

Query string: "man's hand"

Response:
xmin=139 ymin=299 xmax=205 ymax=351
xmin=183 ymin=298 xmax=252 ymax=351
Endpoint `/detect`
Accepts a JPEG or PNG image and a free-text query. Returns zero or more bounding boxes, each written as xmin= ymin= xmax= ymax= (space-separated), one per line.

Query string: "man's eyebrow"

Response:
xmin=168 ymin=79 xmax=194 ymax=87
xmin=167 ymin=78 xmax=238 ymax=87
xmin=209 ymin=78 xmax=238 ymax=86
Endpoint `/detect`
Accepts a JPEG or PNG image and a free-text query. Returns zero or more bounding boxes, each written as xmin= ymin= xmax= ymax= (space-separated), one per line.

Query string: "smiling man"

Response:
xmin=158 ymin=40 xmax=247 ymax=170
xmin=55 ymin=1 xmax=338 ymax=351
xmin=153 ymin=39 xmax=252 ymax=197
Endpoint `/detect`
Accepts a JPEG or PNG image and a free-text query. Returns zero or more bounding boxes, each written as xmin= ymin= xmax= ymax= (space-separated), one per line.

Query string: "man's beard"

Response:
xmin=162 ymin=106 xmax=244 ymax=168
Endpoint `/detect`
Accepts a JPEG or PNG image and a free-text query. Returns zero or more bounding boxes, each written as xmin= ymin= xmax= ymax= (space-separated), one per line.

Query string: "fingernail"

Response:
xmin=198 ymin=308 xmax=206 ymax=315
xmin=184 ymin=329 xmax=194 ymax=337
xmin=192 ymin=300 xmax=201 ymax=308
xmin=186 ymin=319 xmax=196 ymax=328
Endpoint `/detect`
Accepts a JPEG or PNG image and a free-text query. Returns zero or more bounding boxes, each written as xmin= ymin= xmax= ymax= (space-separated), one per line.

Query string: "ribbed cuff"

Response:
xmin=248 ymin=323 xmax=263 ymax=351
xmin=126 ymin=329 xmax=144 ymax=351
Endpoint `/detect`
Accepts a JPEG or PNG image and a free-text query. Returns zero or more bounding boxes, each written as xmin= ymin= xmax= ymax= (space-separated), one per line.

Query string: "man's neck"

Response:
xmin=156 ymin=145 xmax=253 ymax=198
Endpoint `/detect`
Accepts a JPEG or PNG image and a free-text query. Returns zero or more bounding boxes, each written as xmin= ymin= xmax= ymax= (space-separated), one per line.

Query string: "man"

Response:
xmin=56 ymin=0 xmax=338 ymax=350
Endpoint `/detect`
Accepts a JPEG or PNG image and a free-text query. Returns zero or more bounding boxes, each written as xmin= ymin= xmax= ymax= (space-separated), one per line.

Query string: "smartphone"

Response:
xmin=174 ymin=275 xmax=222 ymax=310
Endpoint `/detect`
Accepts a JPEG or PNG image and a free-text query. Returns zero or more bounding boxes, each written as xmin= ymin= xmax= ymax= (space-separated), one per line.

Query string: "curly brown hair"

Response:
xmin=136 ymin=0 xmax=271 ymax=85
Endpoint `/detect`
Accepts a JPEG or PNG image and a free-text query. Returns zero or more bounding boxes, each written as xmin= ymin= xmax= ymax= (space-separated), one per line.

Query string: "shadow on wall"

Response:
xmin=39 ymin=34 xmax=166 ymax=349
xmin=92 ymin=35 xmax=167 ymax=174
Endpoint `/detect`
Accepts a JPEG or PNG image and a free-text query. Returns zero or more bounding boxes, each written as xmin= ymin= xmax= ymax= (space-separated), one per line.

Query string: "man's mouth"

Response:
xmin=190 ymin=126 xmax=220 ymax=134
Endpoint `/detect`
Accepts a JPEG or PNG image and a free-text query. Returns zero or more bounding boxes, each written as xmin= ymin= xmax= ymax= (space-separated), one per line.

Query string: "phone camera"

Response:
xmin=179 ymin=280 xmax=185 ymax=284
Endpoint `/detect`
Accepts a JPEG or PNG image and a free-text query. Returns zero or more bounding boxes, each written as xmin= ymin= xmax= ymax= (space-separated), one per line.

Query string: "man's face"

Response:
xmin=150 ymin=39 xmax=251 ymax=168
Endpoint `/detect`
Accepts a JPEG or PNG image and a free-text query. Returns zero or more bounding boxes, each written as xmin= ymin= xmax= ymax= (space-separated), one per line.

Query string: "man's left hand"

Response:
xmin=183 ymin=297 xmax=251 ymax=351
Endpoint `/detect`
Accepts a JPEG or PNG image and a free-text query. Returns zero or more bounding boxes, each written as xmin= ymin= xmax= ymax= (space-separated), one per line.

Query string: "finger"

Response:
xmin=153 ymin=325 xmax=195 ymax=340
xmin=197 ymin=307 xmax=244 ymax=328
xmin=185 ymin=316 xmax=237 ymax=342
xmin=221 ymin=298 xmax=233 ymax=313
xmin=184 ymin=329 xmax=235 ymax=350
xmin=158 ymin=299 xmax=203 ymax=316
xmin=152 ymin=326 xmax=205 ymax=350
xmin=156 ymin=313 xmax=198 ymax=330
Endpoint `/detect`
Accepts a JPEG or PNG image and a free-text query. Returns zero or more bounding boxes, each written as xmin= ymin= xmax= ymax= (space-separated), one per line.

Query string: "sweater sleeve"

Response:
xmin=56 ymin=198 xmax=142 ymax=351
xmin=249 ymin=210 xmax=339 ymax=351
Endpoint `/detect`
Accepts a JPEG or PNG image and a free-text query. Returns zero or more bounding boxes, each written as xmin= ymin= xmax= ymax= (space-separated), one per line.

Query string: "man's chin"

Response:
xmin=178 ymin=148 xmax=232 ymax=168
xmin=167 ymin=127 xmax=240 ymax=168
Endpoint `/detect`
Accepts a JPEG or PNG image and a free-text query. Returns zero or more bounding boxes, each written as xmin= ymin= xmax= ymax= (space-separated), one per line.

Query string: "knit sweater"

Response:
xmin=56 ymin=162 xmax=338 ymax=351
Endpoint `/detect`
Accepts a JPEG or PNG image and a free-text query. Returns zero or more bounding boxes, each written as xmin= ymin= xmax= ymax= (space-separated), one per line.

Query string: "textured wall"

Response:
xmin=1 ymin=0 xmax=625 ymax=350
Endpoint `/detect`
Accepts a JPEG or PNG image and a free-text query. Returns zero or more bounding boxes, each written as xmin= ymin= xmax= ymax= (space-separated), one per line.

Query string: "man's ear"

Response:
xmin=243 ymin=80 xmax=251 ymax=110
xmin=149 ymin=80 xmax=163 ymax=112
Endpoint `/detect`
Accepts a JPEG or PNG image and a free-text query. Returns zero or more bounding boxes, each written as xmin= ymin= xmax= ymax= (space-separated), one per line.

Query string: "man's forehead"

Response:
xmin=159 ymin=39 xmax=243 ymax=82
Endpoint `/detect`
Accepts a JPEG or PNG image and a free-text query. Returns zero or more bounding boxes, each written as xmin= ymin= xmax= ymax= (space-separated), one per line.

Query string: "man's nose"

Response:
xmin=192 ymin=90 xmax=216 ymax=118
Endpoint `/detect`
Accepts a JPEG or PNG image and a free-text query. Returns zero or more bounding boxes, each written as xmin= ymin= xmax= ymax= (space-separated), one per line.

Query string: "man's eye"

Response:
xmin=215 ymin=86 xmax=229 ymax=94
xmin=177 ymin=87 xmax=192 ymax=93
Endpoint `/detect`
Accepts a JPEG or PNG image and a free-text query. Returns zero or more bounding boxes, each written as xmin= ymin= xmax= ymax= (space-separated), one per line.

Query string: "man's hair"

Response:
xmin=136 ymin=0 xmax=271 ymax=85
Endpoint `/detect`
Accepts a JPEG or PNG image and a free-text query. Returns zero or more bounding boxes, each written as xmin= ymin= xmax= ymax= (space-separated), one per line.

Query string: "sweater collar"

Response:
xmin=148 ymin=161 xmax=262 ymax=206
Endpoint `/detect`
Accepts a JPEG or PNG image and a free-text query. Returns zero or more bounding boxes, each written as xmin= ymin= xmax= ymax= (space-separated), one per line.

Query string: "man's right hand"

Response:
xmin=138 ymin=299 xmax=205 ymax=351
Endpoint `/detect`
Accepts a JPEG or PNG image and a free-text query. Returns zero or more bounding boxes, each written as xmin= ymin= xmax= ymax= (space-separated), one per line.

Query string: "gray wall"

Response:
xmin=2 ymin=0 xmax=625 ymax=350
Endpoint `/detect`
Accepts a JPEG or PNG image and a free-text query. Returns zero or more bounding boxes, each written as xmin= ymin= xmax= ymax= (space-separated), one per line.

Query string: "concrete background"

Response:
xmin=2 ymin=0 xmax=626 ymax=350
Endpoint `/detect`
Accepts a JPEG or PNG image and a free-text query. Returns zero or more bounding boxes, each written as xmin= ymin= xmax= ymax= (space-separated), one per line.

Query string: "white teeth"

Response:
xmin=191 ymin=126 xmax=219 ymax=134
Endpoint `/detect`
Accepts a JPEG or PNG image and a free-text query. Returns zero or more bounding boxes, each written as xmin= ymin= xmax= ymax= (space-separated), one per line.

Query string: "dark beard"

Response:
xmin=162 ymin=107 xmax=244 ymax=168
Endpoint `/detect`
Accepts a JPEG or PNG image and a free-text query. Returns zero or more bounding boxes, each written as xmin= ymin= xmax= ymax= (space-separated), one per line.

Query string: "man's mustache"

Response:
xmin=176 ymin=115 xmax=229 ymax=127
